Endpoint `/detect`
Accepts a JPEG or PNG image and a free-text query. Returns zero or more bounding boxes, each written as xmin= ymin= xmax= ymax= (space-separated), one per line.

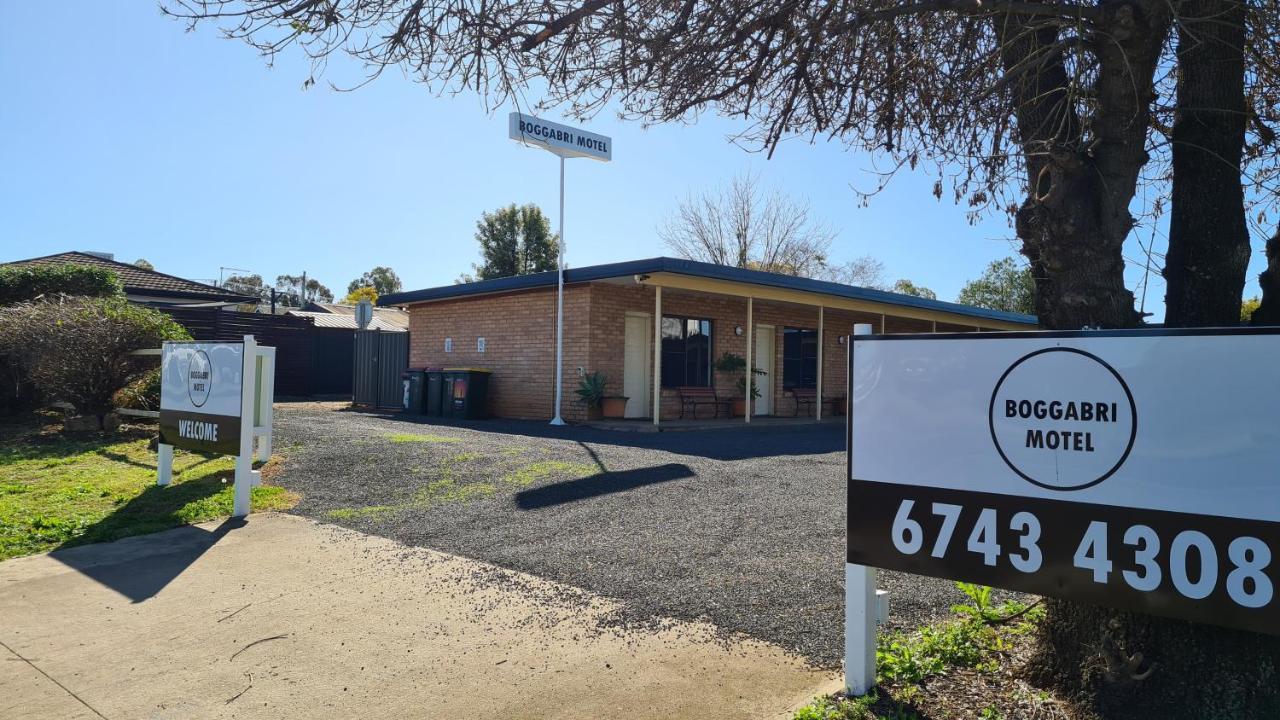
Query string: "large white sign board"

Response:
xmin=508 ymin=112 xmax=612 ymax=162
xmin=157 ymin=336 xmax=275 ymax=518
xmin=848 ymin=328 xmax=1280 ymax=636
xmin=160 ymin=342 xmax=244 ymax=455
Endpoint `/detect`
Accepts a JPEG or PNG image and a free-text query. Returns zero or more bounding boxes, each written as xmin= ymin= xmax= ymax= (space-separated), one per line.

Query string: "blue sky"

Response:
xmin=0 ymin=4 xmax=1264 ymax=317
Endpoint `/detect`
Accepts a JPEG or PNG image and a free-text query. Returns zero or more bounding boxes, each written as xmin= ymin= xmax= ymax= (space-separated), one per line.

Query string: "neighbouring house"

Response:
xmin=300 ymin=302 xmax=410 ymax=330
xmin=379 ymin=256 xmax=1038 ymax=423
xmin=0 ymin=251 xmax=258 ymax=307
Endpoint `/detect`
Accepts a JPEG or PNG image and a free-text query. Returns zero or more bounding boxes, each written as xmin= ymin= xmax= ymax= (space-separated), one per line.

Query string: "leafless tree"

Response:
xmin=816 ymin=255 xmax=887 ymax=288
xmin=160 ymin=0 xmax=1280 ymax=329
xmin=659 ymin=172 xmax=837 ymax=277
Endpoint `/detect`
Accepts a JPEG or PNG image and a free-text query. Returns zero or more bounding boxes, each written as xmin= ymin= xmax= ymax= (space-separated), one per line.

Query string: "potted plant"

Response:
xmin=575 ymin=371 xmax=628 ymax=419
xmin=714 ymin=352 xmax=766 ymax=417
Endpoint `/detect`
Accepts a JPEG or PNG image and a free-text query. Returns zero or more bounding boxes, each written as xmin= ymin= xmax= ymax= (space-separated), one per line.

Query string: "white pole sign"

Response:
xmin=160 ymin=342 xmax=245 ymax=456
xmin=508 ymin=112 xmax=612 ymax=161
xmin=507 ymin=111 xmax=612 ymax=426
xmin=158 ymin=336 xmax=274 ymax=518
xmin=848 ymin=328 xmax=1280 ymax=636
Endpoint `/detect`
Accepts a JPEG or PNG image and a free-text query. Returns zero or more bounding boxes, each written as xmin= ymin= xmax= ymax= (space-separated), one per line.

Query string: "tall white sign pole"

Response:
xmin=846 ymin=322 xmax=877 ymax=696
xmin=508 ymin=112 xmax=612 ymax=426
xmin=552 ymin=155 xmax=567 ymax=425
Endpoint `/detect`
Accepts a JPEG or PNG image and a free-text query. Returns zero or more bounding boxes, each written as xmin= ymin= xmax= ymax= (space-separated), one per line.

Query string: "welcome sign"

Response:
xmin=159 ymin=342 xmax=244 ymax=455
xmin=848 ymin=328 xmax=1280 ymax=635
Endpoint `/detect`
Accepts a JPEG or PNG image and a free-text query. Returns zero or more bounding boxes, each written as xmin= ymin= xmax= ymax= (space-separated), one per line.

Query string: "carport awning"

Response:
xmin=632 ymin=271 xmax=1028 ymax=330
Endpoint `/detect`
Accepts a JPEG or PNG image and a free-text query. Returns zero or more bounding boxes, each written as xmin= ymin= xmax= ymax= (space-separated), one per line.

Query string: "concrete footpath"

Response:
xmin=0 ymin=513 xmax=838 ymax=719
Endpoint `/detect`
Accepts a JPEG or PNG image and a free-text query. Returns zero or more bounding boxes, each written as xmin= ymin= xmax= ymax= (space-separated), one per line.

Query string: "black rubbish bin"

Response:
xmin=403 ymin=369 xmax=426 ymax=414
xmin=442 ymin=368 xmax=491 ymax=419
xmin=424 ymin=368 xmax=445 ymax=417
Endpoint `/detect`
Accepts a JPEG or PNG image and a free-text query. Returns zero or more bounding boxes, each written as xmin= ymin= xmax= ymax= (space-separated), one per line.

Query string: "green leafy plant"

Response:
xmin=0 ymin=297 xmax=189 ymax=427
xmin=713 ymin=352 xmax=766 ymax=399
xmin=574 ymin=371 xmax=608 ymax=407
xmin=792 ymin=692 xmax=878 ymax=720
xmin=0 ymin=264 xmax=123 ymax=305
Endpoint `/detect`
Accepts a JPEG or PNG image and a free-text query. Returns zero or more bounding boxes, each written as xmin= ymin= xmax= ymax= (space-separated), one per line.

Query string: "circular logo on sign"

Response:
xmin=988 ymin=347 xmax=1136 ymax=491
xmin=186 ymin=349 xmax=212 ymax=408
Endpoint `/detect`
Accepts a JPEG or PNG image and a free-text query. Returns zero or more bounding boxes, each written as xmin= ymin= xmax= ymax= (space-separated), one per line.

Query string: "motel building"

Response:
xmin=379 ymin=257 xmax=1038 ymax=425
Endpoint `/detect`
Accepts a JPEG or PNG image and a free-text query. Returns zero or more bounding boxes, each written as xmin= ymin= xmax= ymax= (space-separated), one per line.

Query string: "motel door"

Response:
xmin=623 ymin=313 xmax=651 ymax=418
xmin=754 ymin=325 xmax=775 ymax=416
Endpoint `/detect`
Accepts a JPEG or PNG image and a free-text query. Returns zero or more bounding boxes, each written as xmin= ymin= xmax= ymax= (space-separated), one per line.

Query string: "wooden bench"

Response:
xmin=790 ymin=388 xmax=818 ymax=417
xmin=677 ymin=386 xmax=725 ymax=419
xmin=791 ymin=388 xmax=843 ymax=417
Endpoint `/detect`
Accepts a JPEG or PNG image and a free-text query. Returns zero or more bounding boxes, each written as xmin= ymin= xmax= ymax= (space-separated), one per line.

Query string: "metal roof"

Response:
xmin=288 ymin=310 xmax=406 ymax=331
xmin=379 ymin=256 xmax=1038 ymax=326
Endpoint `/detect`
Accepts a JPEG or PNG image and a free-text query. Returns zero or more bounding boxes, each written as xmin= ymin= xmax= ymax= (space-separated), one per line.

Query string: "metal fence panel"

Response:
xmin=352 ymin=330 xmax=409 ymax=408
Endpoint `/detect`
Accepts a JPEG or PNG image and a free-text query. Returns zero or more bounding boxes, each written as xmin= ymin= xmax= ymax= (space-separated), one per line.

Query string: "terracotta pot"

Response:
xmin=731 ymin=398 xmax=747 ymax=417
xmin=601 ymin=396 xmax=629 ymax=418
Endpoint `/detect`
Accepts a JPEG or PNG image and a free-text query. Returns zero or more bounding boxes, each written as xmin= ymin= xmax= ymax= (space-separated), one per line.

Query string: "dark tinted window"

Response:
xmin=783 ymin=328 xmax=818 ymax=389
xmin=661 ymin=316 xmax=713 ymax=387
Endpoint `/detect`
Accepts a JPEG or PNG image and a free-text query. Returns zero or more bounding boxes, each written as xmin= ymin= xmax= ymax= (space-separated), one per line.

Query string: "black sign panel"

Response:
xmin=847 ymin=479 xmax=1278 ymax=635
xmin=159 ymin=409 xmax=241 ymax=456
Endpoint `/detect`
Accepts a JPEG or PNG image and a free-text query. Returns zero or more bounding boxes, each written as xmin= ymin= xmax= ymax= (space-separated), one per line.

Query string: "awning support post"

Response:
xmin=653 ymin=286 xmax=662 ymax=426
xmin=745 ymin=297 xmax=753 ymax=423
xmin=816 ymin=306 xmax=824 ymax=422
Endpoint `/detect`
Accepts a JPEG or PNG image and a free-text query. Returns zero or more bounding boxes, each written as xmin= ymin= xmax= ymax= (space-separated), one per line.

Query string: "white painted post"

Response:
xmin=744 ymin=297 xmax=753 ymax=424
xmin=816 ymin=306 xmax=825 ymax=422
xmin=233 ymin=335 xmax=257 ymax=518
xmin=157 ymin=443 xmax=173 ymax=486
xmin=253 ymin=347 xmax=276 ymax=469
xmin=652 ymin=286 xmax=662 ymax=426
xmin=846 ymin=322 xmax=878 ymax=696
xmin=550 ymin=155 xmax=567 ymax=426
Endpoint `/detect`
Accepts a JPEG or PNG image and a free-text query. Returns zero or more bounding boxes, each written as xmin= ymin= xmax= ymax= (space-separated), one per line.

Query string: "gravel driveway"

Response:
xmin=272 ymin=403 xmax=980 ymax=668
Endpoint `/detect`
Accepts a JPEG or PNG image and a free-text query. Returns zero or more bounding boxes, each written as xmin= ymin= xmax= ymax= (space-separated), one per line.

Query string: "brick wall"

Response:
xmin=405 ymin=280 xmax=996 ymax=422
xmin=406 ymin=284 xmax=592 ymax=421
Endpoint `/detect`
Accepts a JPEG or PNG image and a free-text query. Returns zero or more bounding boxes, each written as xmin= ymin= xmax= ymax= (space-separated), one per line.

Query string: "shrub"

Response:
xmin=0 ymin=297 xmax=189 ymax=427
xmin=112 ymin=367 xmax=162 ymax=412
xmin=0 ymin=264 xmax=123 ymax=305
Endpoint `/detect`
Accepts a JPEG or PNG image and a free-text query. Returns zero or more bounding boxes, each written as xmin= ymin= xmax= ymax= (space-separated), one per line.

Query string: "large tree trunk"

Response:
xmin=1163 ymin=0 xmax=1251 ymax=326
xmin=1254 ymin=229 xmax=1280 ymax=324
xmin=997 ymin=2 xmax=1169 ymax=330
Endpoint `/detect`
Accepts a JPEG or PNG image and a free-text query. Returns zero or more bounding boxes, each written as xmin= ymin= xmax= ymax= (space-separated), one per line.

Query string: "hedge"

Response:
xmin=0 ymin=264 xmax=124 ymax=305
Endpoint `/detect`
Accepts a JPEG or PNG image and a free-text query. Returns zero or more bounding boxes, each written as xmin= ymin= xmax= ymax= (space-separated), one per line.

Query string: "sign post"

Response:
xmin=157 ymin=335 xmax=275 ymax=518
xmin=846 ymin=327 xmax=1280 ymax=675
xmin=845 ymin=323 xmax=877 ymax=696
xmin=508 ymin=112 xmax=612 ymax=425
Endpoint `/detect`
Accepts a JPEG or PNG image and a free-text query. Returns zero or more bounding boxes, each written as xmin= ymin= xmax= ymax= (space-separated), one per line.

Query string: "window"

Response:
xmin=661 ymin=316 xmax=712 ymax=387
xmin=783 ymin=328 xmax=818 ymax=389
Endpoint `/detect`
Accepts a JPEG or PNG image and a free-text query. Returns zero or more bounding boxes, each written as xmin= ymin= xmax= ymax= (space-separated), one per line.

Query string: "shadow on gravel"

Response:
xmin=514 ymin=463 xmax=695 ymax=510
xmin=366 ymin=411 xmax=843 ymax=460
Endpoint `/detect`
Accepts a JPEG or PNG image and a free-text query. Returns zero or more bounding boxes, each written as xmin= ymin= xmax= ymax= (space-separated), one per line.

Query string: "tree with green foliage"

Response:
xmin=222 ymin=273 xmax=269 ymax=300
xmin=890 ymin=279 xmax=936 ymax=300
xmin=344 ymin=286 xmax=379 ymax=305
xmin=0 ymin=264 xmax=123 ymax=305
xmin=466 ymin=204 xmax=559 ymax=281
xmin=958 ymin=258 xmax=1037 ymax=315
xmin=346 ymin=267 xmax=402 ymax=296
xmin=0 ymin=297 xmax=190 ymax=428
xmin=133 ymin=258 xmax=155 ymax=271
xmin=275 ymin=274 xmax=334 ymax=304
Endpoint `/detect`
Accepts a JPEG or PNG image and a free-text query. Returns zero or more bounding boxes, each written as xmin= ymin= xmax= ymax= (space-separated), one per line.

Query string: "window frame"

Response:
xmin=660 ymin=315 xmax=714 ymax=388
xmin=782 ymin=327 xmax=819 ymax=390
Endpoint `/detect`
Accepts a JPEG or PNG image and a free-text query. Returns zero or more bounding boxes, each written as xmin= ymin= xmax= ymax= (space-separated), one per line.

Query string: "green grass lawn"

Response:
xmin=0 ymin=414 xmax=297 ymax=561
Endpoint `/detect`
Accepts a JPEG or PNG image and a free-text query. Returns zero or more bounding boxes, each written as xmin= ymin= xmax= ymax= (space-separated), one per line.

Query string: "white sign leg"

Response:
xmin=846 ymin=322 xmax=877 ymax=696
xmin=845 ymin=563 xmax=878 ymax=695
xmin=157 ymin=443 xmax=173 ymax=486
xmin=233 ymin=335 xmax=257 ymax=518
